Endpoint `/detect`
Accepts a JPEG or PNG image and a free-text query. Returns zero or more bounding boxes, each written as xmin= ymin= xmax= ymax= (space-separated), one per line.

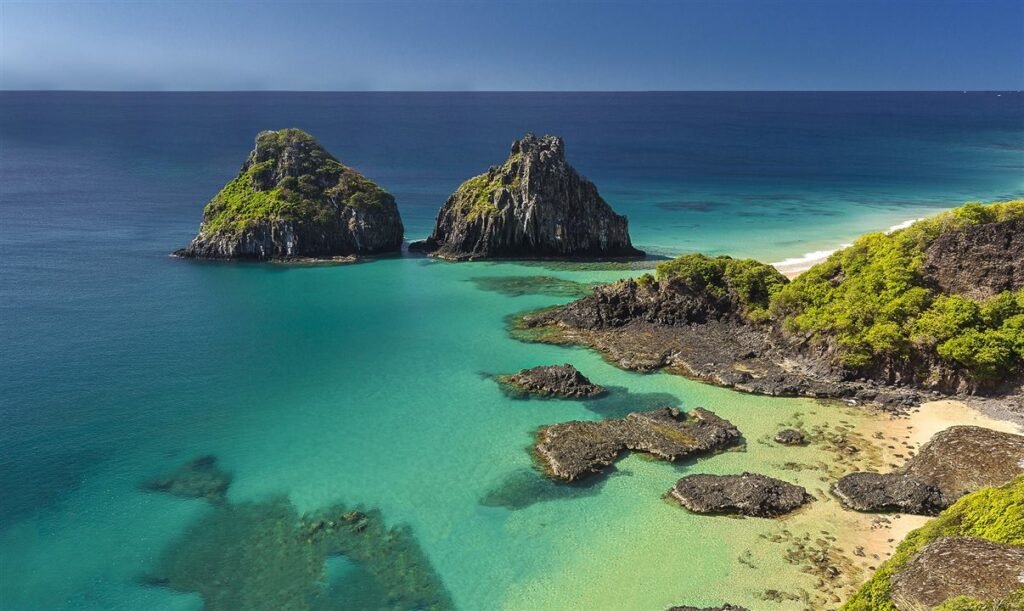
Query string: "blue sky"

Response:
xmin=2 ymin=0 xmax=1022 ymax=91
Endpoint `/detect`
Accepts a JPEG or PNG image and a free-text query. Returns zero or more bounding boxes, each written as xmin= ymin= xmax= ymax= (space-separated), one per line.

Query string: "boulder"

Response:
xmin=534 ymin=407 xmax=741 ymax=482
xmin=890 ymin=537 xmax=1024 ymax=610
xmin=833 ymin=426 xmax=1024 ymax=514
xmin=411 ymin=133 xmax=643 ymax=260
xmin=774 ymin=429 xmax=806 ymax=446
xmin=497 ymin=364 xmax=605 ymax=398
xmin=922 ymin=217 xmax=1024 ymax=300
xmin=667 ymin=472 xmax=811 ymax=517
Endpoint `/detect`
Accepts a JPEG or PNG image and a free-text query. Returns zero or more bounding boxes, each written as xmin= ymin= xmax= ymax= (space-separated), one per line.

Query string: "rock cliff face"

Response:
xmin=922 ymin=217 xmax=1024 ymax=300
xmin=175 ymin=129 xmax=403 ymax=260
xmin=410 ymin=134 xmax=643 ymax=260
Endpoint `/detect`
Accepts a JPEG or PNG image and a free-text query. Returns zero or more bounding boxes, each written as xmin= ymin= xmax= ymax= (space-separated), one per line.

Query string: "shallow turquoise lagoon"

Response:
xmin=2 ymin=91 xmax=1023 ymax=610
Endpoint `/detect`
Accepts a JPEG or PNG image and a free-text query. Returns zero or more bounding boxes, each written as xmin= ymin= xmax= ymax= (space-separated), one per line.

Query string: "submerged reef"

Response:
xmin=478 ymin=467 xmax=613 ymax=510
xmin=411 ymin=133 xmax=643 ymax=260
xmin=468 ymin=274 xmax=599 ymax=298
xmin=534 ymin=407 xmax=741 ymax=482
xmin=176 ymin=128 xmax=403 ymax=261
xmin=145 ymin=496 xmax=452 ymax=611
xmin=143 ymin=455 xmax=232 ymax=503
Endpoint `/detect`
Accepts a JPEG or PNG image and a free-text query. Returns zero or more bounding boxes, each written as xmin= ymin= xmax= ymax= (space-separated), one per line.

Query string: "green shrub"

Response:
xmin=842 ymin=477 xmax=1024 ymax=611
xmin=769 ymin=200 xmax=1024 ymax=381
xmin=654 ymin=253 xmax=788 ymax=322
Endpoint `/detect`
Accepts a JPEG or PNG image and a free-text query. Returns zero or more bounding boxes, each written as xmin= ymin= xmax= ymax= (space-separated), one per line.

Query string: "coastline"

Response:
xmin=771 ymin=217 xmax=925 ymax=279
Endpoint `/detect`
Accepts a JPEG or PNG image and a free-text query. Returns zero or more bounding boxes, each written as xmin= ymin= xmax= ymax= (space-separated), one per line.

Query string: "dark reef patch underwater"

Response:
xmin=468 ymin=274 xmax=600 ymax=298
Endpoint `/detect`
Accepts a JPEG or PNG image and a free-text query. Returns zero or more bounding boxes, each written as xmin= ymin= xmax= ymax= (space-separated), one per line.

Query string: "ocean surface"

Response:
xmin=1 ymin=91 xmax=1022 ymax=610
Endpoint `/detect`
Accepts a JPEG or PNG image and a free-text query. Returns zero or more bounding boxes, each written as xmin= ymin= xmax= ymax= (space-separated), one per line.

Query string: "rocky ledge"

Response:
xmin=890 ymin=537 xmax=1024 ymax=610
xmin=667 ymin=472 xmax=811 ymax=517
xmin=410 ymin=133 xmax=643 ymax=260
xmin=832 ymin=425 xmax=1024 ymax=514
xmin=516 ymin=273 xmax=923 ymax=409
xmin=497 ymin=364 xmax=605 ymax=399
xmin=175 ymin=129 xmax=403 ymax=261
xmin=534 ymin=407 xmax=741 ymax=482
xmin=143 ymin=455 xmax=232 ymax=503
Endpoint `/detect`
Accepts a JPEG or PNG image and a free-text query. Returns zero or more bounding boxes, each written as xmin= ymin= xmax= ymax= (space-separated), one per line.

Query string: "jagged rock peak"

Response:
xmin=175 ymin=128 xmax=403 ymax=261
xmin=411 ymin=133 xmax=643 ymax=261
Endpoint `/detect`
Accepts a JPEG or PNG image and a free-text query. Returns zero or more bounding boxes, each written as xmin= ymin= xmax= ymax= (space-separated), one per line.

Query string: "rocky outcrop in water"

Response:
xmin=833 ymin=425 xmax=1024 ymax=514
xmin=922 ymin=216 xmax=1024 ymax=300
xmin=774 ymin=429 xmax=806 ymax=446
xmin=889 ymin=537 xmax=1024 ymax=610
xmin=497 ymin=364 xmax=605 ymax=399
xmin=175 ymin=129 xmax=403 ymax=260
xmin=667 ymin=473 xmax=811 ymax=517
xmin=534 ymin=407 xmax=741 ymax=482
xmin=410 ymin=134 xmax=643 ymax=260
xmin=516 ymin=277 xmax=923 ymax=408
xmin=143 ymin=455 xmax=232 ymax=503
xmin=667 ymin=605 xmax=749 ymax=611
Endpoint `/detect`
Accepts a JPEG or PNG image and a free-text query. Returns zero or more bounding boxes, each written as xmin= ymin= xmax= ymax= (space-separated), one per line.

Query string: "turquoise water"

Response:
xmin=1 ymin=92 xmax=1023 ymax=610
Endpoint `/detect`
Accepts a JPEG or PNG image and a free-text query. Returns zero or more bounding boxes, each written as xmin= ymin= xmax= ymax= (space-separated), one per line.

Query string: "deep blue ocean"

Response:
xmin=1 ymin=92 xmax=1022 ymax=610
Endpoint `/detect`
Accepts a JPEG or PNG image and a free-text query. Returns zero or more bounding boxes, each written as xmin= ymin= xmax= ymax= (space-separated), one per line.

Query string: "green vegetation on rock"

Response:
xmin=200 ymin=128 xmax=394 ymax=235
xmin=770 ymin=200 xmax=1024 ymax=380
xmin=453 ymin=152 xmax=522 ymax=222
xmin=841 ymin=476 xmax=1024 ymax=611
xmin=653 ymin=253 xmax=789 ymax=322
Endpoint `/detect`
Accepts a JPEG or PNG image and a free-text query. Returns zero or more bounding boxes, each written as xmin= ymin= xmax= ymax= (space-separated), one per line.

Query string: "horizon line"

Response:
xmin=2 ymin=89 xmax=1022 ymax=94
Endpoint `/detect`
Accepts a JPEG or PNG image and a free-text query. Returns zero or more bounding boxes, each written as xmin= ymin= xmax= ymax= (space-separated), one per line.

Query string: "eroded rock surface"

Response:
xmin=833 ymin=425 xmax=1024 ymax=514
xmin=534 ymin=407 xmax=741 ymax=482
xmin=497 ymin=364 xmax=605 ymax=399
xmin=411 ymin=134 xmax=643 ymax=260
xmin=176 ymin=129 xmax=403 ymax=260
xmin=890 ymin=537 xmax=1024 ymax=610
xmin=922 ymin=217 xmax=1024 ymax=300
xmin=667 ymin=472 xmax=811 ymax=517
xmin=143 ymin=455 xmax=232 ymax=503
xmin=667 ymin=606 xmax=749 ymax=611
xmin=774 ymin=429 xmax=806 ymax=446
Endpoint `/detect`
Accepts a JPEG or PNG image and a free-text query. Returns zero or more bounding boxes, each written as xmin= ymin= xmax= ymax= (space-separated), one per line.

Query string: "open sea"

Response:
xmin=1 ymin=91 xmax=1023 ymax=610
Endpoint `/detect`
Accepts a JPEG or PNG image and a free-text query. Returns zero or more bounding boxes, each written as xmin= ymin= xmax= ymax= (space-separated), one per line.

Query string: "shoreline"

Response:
xmin=771 ymin=216 xmax=925 ymax=279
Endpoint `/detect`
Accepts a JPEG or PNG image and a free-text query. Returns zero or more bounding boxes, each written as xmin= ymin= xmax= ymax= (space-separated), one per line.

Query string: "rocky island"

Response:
xmin=410 ymin=133 xmax=643 ymax=260
xmin=175 ymin=128 xmax=403 ymax=261
xmin=515 ymin=200 xmax=1024 ymax=407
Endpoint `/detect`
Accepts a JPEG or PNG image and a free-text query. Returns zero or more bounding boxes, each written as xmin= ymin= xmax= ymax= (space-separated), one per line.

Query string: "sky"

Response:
xmin=1 ymin=0 xmax=1022 ymax=91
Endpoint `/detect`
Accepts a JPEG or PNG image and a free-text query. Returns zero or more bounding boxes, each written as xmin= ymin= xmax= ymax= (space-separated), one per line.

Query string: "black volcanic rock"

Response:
xmin=176 ymin=129 xmax=403 ymax=260
xmin=667 ymin=472 xmax=811 ymax=517
xmin=410 ymin=134 xmax=643 ymax=260
xmin=143 ymin=455 xmax=231 ymax=503
xmin=668 ymin=606 xmax=749 ymax=611
xmin=922 ymin=217 xmax=1024 ymax=300
xmin=497 ymin=364 xmax=605 ymax=398
xmin=774 ymin=429 xmax=806 ymax=446
xmin=833 ymin=425 xmax=1024 ymax=515
xmin=534 ymin=407 xmax=741 ymax=482
xmin=890 ymin=537 xmax=1024 ymax=610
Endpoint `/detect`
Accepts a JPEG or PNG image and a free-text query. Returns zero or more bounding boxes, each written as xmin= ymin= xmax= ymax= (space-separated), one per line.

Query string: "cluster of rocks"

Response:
xmin=667 ymin=473 xmax=812 ymax=518
xmin=534 ymin=407 xmax=741 ymax=481
xmin=497 ymin=363 xmax=605 ymax=399
xmin=668 ymin=605 xmax=749 ymax=611
xmin=832 ymin=425 xmax=1024 ymax=514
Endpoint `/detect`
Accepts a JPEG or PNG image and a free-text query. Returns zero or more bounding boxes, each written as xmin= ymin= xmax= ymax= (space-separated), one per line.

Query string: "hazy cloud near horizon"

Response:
xmin=2 ymin=0 xmax=1023 ymax=91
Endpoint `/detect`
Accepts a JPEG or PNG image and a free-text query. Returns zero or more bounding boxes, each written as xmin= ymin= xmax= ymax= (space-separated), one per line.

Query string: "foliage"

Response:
xmin=201 ymin=129 xmax=394 ymax=235
xmin=770 ymin=200 xmax=1024 ymax=379
xmin=454 ymin=152 xmax=522 ymax=222
xmin=841 ymin=477 xmax=1024 ymax=611
xmin=655 ymin=253 xmax=788 ymax=322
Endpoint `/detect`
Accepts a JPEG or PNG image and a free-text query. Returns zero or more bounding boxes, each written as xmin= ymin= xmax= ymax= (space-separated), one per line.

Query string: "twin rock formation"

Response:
xmin=176 ymin=130 xmax=640 ymax=262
